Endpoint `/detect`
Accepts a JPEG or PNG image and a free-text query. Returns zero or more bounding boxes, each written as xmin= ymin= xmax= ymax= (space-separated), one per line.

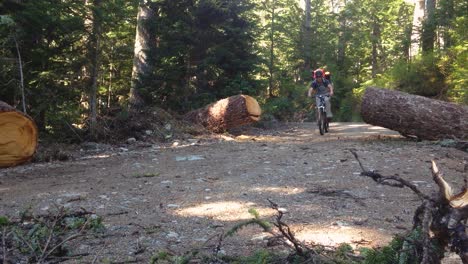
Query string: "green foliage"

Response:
xmin=359 ymin=50 xmax=467 ymax=106
xmin=0 ymin=216 xmax=10 ymax=226
xmin=139 ymin=0 xmax=260 ymax=111
xmin=150 ymin=250 xmax=194 ymax=264
xmin=235 ymin=249 xmax=278 ymax=264
xmin=393 ymin=55 xmax=445 ymax=97
xmin=359 ymin=230 xmax=426 ymax=264
xmin=336 ymin=243 xmax=354 ymax=258
xmin=441 ymin=44 xmax=468 ymax=104
xmin=225 ymin=208 xmax=271 ymax=237
xmin=1 ymin=0 xmax=466 ymax=137
xmin=360 ymin=242 xmax=402 ymax=264
xmin=260 ymin=82 xmax=311 ymax=121
xmin=262 ymin=96 xmax=297 ymax=121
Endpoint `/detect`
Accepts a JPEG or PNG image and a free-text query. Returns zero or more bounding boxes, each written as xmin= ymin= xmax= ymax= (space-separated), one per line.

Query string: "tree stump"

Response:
xmin=361 ymin=87 xmax=468 ymax=140
xmin=0 ymin=101 xmax=38 ymax=167
xmin=184 ymin=95 xmax=261 ymax=133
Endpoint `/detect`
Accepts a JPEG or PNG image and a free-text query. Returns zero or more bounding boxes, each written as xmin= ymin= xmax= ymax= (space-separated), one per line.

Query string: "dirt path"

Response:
xmin=1 ymin=122 xmax=466 ymax=262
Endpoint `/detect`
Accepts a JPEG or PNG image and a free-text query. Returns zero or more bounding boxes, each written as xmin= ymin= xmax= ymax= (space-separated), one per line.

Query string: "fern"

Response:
xmin=225 ymin=209 xmax=272 ymax=237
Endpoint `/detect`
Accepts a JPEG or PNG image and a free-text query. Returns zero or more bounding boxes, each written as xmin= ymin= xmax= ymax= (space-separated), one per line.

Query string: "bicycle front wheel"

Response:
xmin=318 ymin=109 xmax=325 ymax=135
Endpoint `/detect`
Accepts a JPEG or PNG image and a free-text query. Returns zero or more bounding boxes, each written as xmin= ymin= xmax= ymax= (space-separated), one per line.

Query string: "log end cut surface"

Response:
xmin=184 ymin=95 xmax=262 ymax=132
xmin=0 ymin=111 xmax=38 ymax=167
xmin=243 ymin=95 xmax=261 ymax=121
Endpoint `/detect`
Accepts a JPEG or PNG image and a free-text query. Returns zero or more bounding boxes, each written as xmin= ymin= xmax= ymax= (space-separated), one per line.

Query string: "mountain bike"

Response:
xmin=316 ymin=94 xmax=330 ymax=135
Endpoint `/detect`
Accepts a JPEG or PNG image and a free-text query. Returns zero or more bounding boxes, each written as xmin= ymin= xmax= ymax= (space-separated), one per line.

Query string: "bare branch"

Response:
xmin=2 ymin=227 xmax=11 ymax=264
xmin=350 ymin=149 xmax=432 ymax=201
xmin=268 ymin=199 xmax=312 ymax=257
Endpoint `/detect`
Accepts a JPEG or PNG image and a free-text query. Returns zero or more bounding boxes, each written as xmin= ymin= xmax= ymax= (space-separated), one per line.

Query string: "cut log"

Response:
xmin=361 ymin=87 xmax=468 ymax=140
xmin=184 ymin=95 xmax=261 ymax=133
xmin=0 ymin=101 xmax=38 ymax=167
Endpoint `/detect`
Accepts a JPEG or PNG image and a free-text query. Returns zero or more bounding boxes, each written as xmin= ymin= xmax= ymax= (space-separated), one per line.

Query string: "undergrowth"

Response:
xmin=0 ymin=207 xmax=104 ymax=263
xmin=1 ymin=207 xmax=445 ymax=263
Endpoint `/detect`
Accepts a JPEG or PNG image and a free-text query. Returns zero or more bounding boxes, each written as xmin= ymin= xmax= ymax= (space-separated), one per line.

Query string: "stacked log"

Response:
xmin=361 ymin=87 xmax=468 ymax=140
xmin=184 ymin=95 xmax=261 ymax=133
xmin=0 ymin=101 xmax=38 ymax=167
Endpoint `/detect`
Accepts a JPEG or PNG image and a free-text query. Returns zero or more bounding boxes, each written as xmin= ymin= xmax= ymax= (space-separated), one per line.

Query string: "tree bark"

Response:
xmin=421 ymin=0 xmax=436 ymax=53
xmin=13 ymin=36 xmax=26 ymax=113
xmin=87 ymin=0 xmax=102 ymax=139
xmin=0 ymin=101 xmax=38 ymax=168
xmin=184 ymin=95 xmax=261 ymax=133
xmin=361 ymin=87 xmax=468 ymax=140
xmin=337 ymin=2 xmax=347 ymax=69
xmin=303 ymin=0 xmax=311 ymax=75
xmin=371 ymin=20 xmax=380 ymax=78
xmin=410 ymin=0 xmax=424 ymax=57
xmin=268 ymin=0 xmax=276 ymax=98
xmin=130 ymin=0 xmax=157 ymax=109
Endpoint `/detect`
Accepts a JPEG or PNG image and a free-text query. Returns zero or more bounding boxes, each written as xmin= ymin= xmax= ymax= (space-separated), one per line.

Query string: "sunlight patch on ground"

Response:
xmin=346 ymin=124 xmax=369 ymax=128
xmin=251 ymin=186 xmax=306 ymax=195
xmin=368 ymin=126 xmax=389 ymax=130
xmin=175 ymin=201 xmax=276 ymax=221
xmin=80 ymin=154 xmax=111 ymax=160
xmin=235 ymin=135 xmax=282 ymax=142
xmin=294 ymin=224 xmax=393 ymax=248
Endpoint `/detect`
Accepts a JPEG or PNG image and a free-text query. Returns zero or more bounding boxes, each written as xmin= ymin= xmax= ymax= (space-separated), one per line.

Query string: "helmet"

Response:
xmin=314 ymin=69 xmax=324 ymax=78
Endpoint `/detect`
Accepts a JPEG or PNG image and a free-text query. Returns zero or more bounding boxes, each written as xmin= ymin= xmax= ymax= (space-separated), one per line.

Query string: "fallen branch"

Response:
xmin=2 ymin=226 xmax=12 ymax=264
xmin=351 ymin=149 xmax=468 ymax=264
xmin=267 ymin=199 xmax=311 ymax=257
xmin=349 ymin=149 xmax=432 ymax=201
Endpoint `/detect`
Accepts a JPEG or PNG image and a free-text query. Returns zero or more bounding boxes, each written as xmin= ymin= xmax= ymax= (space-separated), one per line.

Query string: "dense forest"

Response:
xmin=0 ymin=0 xmax=466 ymax=141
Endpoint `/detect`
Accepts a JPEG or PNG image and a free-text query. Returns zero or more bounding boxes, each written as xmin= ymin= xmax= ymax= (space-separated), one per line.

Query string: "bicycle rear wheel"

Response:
xmin=324 ymin=115 xmax=329 ymax=133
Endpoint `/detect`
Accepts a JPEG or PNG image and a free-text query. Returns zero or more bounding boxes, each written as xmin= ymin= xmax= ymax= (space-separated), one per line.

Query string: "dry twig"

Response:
xmin=349 ymin=149 xmax=432 ymax=201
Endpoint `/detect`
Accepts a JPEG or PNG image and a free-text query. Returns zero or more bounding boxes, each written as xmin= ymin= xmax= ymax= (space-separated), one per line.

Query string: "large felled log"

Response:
xmin=184 ymin=95 xmax=261 ymax=132
xmin=0 ymin=101 xmax=38 ymax=167
xmin=361 ymin=87 xmax=468 ymax=140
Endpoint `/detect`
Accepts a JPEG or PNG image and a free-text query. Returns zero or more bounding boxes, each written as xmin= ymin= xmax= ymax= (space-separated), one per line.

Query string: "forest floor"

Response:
xmin=1 ymin=122 xmax=467 ymax=263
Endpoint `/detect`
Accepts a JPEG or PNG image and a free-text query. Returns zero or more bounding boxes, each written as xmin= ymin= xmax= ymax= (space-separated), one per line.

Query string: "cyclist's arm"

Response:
xmin=308 ymin=86 xmax=315 ymax=97
xmin=328 ymin=83 xmax=334 ymax=96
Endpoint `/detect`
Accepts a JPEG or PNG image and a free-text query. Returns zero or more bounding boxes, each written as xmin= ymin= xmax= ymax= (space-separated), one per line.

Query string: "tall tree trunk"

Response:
xmin=87 ymin=0 xmax=102 ymax=139
xmin=303 ymin=0 xmax=311 ymax=76
xmin=371 ymin=19 xmax=380 ymax=78
xmin=268 ymin=0 xmax=276 ymax=98
xmin=130 ymin=0 xmax=156 ymax=109
xmin=410 ymin=0 xmax=424 ymax=57
xmin=337 ymin=2 xmax=347 ymax=70
xmin=439 ymin=0 xmax=454 ymax=50
xmin=13 ymin=36 xmax=26 ymax=113
xmin=421 ymin=0 xmax=436 ymax=53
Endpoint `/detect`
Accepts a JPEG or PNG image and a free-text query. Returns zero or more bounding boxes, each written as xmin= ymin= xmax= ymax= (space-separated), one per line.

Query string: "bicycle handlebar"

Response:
xmin=315 ymin=94 xmax=330 ymax=98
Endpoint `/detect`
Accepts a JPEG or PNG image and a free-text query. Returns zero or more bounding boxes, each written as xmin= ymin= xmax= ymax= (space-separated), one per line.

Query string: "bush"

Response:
xmin=260 ymin=82 xmax=311 ymax=122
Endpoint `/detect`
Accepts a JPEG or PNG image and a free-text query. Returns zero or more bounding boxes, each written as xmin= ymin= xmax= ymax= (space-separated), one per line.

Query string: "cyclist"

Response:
xmin=308 ymin=69 xmax=334 ymax=122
